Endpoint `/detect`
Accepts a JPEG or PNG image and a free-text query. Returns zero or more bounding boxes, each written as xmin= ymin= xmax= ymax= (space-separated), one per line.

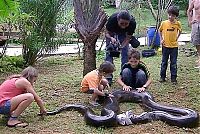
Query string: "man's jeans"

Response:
xmin=160 ymin=47 xmax=178 ymax=80
xmin=105 ymin=34 xmax=129 ymax=84
xmin=121 ymin=68 xmax=147 ymax=88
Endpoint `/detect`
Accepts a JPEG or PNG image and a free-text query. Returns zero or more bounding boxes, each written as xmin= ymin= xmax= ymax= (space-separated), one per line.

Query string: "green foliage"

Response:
xmin=1 ymin=44 xmax=200 ymax=133
xmin=60 ymin=32 xmax=79 ymax=44
xmin=120 ymin=0 xmax=139 ymax=10
xmin=0 ymin=56 xmax=25 ymax=73
xmin=0 ymin=0 xmax=20 ymax=21
xmin=19 ymin=0 xmax=67 ymax=65
xmin=146 ymin=0 xmax=188 ymax=10
xmin=172 ymin=0 xmax=188 ymax=10
xmin=57 ymin=1 xmax=74 ymax=24
xmin=96 ymin=50 xmax=106 ymax=61
xmin=39 ymin=56 xmax=78 ymax=67
xmin=0 ymin=44 xmax=200 ymax=133
xmin=101 ymin=0 xmax=114 ymax=9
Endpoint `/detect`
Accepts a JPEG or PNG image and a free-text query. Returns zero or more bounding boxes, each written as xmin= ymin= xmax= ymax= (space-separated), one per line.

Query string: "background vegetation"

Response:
xmin=0 ymin=0 xmax=199 ymax=133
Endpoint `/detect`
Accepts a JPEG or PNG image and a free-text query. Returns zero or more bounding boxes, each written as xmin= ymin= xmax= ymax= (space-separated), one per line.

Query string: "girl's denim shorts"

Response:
xmin=0 ymin=100 xmax=11 ymax=115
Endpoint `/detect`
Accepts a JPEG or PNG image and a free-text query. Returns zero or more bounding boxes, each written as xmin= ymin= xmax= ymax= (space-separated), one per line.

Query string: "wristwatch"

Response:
xmin=143 ymin=85 xmax=147 ymax=89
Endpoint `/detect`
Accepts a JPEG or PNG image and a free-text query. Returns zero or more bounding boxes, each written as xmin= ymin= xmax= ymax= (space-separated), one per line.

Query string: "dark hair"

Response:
xmin=167 ymin=6 xmax=179 ymax=17
xmin=128 ymin=48 xmax=140 ymax=60
xmin=98 ymin=61 xmax=115 ymax=74
xmin=117 ymin=10 xmax=131 ymax=21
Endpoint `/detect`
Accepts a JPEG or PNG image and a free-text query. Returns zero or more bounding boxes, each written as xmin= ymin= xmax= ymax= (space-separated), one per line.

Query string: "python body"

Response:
xmin=46 ymin=89 xmax=199 ymax=128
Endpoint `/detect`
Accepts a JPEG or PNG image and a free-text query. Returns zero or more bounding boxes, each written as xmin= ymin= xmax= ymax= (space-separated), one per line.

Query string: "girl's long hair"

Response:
xmin=9 ymin=66 xmax=38 ymax=83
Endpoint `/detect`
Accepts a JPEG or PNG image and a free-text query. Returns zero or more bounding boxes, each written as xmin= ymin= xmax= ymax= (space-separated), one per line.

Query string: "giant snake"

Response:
xmin=45 ymin=89 xmax=199 ymax=128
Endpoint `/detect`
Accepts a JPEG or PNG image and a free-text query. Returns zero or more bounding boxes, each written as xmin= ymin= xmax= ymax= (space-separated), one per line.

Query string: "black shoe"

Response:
xmin=171 ymin=79 xmax=177 ymax=84
xmin=159 ymin=78 xmax=166 ymax=83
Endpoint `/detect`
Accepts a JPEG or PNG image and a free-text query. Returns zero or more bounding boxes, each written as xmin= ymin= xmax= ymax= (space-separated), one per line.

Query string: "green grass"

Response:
xmin=0 ymin=7 xmax=199 ymax=134
xmin=0 ymin=44 xmax=200 ymax=134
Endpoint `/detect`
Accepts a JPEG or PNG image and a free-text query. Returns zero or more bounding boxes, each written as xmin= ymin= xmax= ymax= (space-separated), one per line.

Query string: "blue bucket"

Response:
xmin=147 ymin=26 xmax=160 ymax=47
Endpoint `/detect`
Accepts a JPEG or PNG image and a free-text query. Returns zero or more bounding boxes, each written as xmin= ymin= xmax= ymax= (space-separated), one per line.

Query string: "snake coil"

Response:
xmin=46 ymin=89 xmax=199 ymax=128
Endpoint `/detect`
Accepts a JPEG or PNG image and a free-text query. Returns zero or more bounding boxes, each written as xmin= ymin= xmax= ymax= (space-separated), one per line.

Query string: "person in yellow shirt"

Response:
xmin=159 ymin=6 xmax=182 ymax=84
xmin=81 ymin=61 xmax=115 ymax=106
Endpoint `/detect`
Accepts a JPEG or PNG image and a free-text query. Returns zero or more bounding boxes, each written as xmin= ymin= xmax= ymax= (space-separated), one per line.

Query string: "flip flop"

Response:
xmin=7 ymin=122 xmax=28 ymax=128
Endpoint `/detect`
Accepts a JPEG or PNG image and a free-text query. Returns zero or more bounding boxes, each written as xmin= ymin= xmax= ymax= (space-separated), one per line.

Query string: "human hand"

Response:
xmin=136 ymin=87 xmax=145 ymax=93
xmin=188 ymin=21 xmax=192 ymax=28
xmin=161 ymin=40 xmax=165 ymax=45
xmin=110 ymin=37 xmax=117 ymax=44
xmin=122 ymin=85 xmax=132 ymax=91
xmin=120 ymin=43 xmax=126 ymax=48
xmin=106 ymin=83 xmax=110 ymax=90
xmin=39 ymin=109 xmax=47 ymax=116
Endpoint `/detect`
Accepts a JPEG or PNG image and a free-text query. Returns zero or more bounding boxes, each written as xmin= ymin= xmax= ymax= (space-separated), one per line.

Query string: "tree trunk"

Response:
xmin=73 ymin=0 xmax=107 ymax=76
xmin=146 ymin=0 xmax=157 ymax=20
xmin=83 ymin=37 xmax=98 ymax=76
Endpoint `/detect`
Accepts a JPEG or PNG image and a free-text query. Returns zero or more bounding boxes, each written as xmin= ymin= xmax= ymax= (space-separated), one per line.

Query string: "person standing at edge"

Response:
xmin=159 ymin=6 xmax=182 ymax=84
xmin=187 ymin=0 xmax=200 ymax=68
xmin=105 ymin=10 xmax=140 ymax=85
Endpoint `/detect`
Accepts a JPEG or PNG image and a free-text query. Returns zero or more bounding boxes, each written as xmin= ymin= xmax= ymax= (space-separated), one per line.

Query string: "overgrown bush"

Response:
xmin=0 ymin=56 xmax=25 ymax=73
xmin=19 ymin=0 xmax=73 ymax=65
xmin=148 ymin=0 xmax=188 ymax=10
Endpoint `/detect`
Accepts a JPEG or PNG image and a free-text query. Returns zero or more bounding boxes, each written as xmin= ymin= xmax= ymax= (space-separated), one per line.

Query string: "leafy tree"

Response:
xmin=0 ymin=0 xmax=20 ymax=21
xmin=145 ymin=0 xmax=188 ymax=10
xmin=19 ymin=0 xmax=71 ymax=65
xmin=0 ymin=0 xmax=21 ymax=58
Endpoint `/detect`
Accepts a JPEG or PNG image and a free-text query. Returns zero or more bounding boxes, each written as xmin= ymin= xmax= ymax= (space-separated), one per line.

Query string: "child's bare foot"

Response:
xmin=108 ymin=94 xmax=114 ymax=97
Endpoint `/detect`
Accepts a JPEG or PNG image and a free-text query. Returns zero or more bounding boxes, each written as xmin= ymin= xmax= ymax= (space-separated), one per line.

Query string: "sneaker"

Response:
xmin=89 ymin=101 xmax=100 ymax=107
xmin=194 ymin=65 xmax=200 ymax=69
xmin=194 ymin=61 xmax=200 ymax=68
xmin=159 ymin=78 xmax=166 ymax=83
xmin=171 ymin=79 xmax=177 ymax=84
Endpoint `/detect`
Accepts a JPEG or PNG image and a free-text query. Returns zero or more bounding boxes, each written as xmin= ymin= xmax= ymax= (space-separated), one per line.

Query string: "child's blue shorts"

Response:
xmin=0 ymin=100 xmax=11 ymax=115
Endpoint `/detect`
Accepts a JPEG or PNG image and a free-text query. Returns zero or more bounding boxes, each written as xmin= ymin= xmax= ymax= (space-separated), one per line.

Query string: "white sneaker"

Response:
xmin=194 ymin=65 xmax=200 ymax=69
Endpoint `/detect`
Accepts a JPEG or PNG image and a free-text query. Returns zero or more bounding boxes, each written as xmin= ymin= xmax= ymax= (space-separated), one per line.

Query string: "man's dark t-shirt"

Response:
xmin=106 ymin=12 xmax=136 ymax=35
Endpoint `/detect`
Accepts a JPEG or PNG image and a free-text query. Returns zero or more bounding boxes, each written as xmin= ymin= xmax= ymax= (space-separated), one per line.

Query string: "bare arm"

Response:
xmin=144 ymin=77 xmax=152 ymax=88
xmin=16 ymin=78 xmax=46 ymax=114
xmin=177 ymin=30 xmax=182 ymax=41
xmin=159 ymin=31 xmax=164 ymax=45
xmin=136 ymin=77 xmax=152 ymax=92
xmin=121 ymin=34 xmax=132 ymax=47
xmin=105 ymin=29 xmax=116 ymax=44
xmin=187 ymin=0 xmax=194 ymax=26
xmin=116 ymin=76 xmax=132 ymax=91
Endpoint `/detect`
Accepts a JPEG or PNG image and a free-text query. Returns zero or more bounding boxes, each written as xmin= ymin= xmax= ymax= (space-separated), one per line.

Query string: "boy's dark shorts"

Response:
xmin=84 ymin=89 xmax=94 ymax=94
xmin=0 ymin=100 xmax=11 ymax=115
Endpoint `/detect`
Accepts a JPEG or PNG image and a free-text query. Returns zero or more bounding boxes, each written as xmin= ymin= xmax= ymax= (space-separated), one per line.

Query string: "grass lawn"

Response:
xmin=0 ymin=43 xmax=200 ymax=134
xmin=0 ymin=5 xmax=199 ymax=134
